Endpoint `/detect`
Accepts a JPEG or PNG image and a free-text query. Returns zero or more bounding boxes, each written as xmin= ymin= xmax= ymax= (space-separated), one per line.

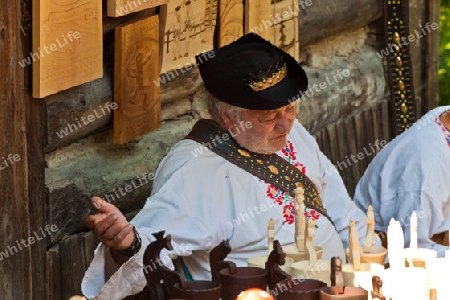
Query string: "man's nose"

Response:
xmin=274 ymin=113 xmax=292 ymax=131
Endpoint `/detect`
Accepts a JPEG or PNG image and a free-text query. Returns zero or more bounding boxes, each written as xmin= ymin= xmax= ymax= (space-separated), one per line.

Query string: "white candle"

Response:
xmin=388 ymin=218 xmax=404 ymax=269
xmin=410 ymin=211 xmax=417 ymax=251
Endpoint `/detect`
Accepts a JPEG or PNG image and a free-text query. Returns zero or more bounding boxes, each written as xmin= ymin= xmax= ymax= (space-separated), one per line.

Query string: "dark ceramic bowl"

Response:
xmin=219 ymin=266 xmax=268 ymax=300
xmin=274 ymin=279 xmax=327 ymax=300
xmin=171 ymin=280 xmax=221 ymax=300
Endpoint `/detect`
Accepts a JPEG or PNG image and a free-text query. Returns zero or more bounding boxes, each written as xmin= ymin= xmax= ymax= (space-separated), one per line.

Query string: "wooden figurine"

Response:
xmin=268 ymin=218 xmax=275 ymax=255
xmin=306 ymin=218 xmax=317 ymax=267
xmin=143 ymin=231 xmax=182 ymax=300
xmin=209 ymin=239 xmax=237 ymax=284
xmin=364 ymin=205 xmax=375 ymax=253
xmin=295 ymin=187 xmax=306 ymax=252
xmin=348 ymin=218 xmax=361 ymax=271
xmin=330 ymin=257 xmax=344 ymax=294
xmin=265 ymin=240 xmax=291 ymax=291
xmin=371 ymin=275 xmax=386 ymax=300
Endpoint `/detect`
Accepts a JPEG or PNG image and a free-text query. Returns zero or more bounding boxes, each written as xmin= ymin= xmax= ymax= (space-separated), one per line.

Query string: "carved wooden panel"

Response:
xmin=218 ymin=0 xmax=244 ymax=47
xmin=245 ymin=0 xmax=299 ymax=61
xmin=162 ymin=0 xmax=218 ymax=73
xmin=114 ymin=15 xmax=161 ymax=144
xmin=245 ymin=0 xmax=272 ymax=41
xmin=32 ymin=0 xmax=103 ymax=98
xmin=107 ymin=0 xmax=168 ymax=17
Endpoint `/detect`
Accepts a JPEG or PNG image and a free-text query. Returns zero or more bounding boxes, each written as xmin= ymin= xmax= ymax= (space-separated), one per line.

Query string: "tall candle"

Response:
xmin=388 ymin=218 xmax=404 ymax=269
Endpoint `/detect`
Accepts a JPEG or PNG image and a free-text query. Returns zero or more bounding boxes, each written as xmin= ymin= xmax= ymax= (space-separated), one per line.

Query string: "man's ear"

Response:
xmin=218 ymin=106 xmax=234 ymax=129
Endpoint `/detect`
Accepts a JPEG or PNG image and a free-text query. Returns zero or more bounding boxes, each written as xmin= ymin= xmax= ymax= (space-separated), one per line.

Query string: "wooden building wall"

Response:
xmin=0 ymin=0 xmax=441 ymax=299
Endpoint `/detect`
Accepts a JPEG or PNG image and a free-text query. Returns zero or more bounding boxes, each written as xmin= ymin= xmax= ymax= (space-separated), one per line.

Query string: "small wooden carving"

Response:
xmin=295 ymin=187 xmax=306 ymax=252
xmin=143 ymin=231 xmax=182 ymax=300
xmin=330 ymin=257 xmax=344 ymax=294
xmin=364 ymin=205 xmax=375 ymax=252
xmin=348 ymin=218 xmax=361 ymax=270
xmin=371 ymin=275 xmax=386 ymax=300
xmin=268 ymin=218 xmax=275 ymax=255
xmin=306 ymin=218 xmax=317 ymax=267
xmin=209 ymin=239 xmax=237 ymax=283
xmin=265 ymin=240 xmax=291 ymax=290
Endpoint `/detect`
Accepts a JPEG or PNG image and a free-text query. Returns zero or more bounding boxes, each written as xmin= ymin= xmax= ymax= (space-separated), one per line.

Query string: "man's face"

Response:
xmin=233 ymin=103 xmax=296 ymax=154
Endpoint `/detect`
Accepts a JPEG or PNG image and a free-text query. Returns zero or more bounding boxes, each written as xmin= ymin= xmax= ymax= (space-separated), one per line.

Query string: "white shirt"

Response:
xmin=82 ymin=119 xmax=368 ymax=299
xmin=354 ymin=106 xmax=450 ymax=257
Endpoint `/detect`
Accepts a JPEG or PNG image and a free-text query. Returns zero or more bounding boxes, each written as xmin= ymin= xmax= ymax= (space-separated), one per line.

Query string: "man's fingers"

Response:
xmin=92 ymin=214 xmax=118 ymax=238
xmin=84 ymin=215 xmax=96 ymax=229
xmin=114 ymin=223 xmax=134 ymax=244
xmin=102 ymin=221 xmax=123 ymax=240
xmin=91 ymin=196 xmax=116 ymax=213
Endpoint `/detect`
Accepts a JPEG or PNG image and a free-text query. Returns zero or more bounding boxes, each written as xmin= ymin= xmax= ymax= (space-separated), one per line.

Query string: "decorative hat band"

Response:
xmin=248 ymin=62 xmax=287 ymax=92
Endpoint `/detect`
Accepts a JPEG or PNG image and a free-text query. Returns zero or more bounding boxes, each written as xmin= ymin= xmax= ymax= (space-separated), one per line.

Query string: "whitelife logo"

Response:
xmin=19 ymin=31 xmax=81 ymax=67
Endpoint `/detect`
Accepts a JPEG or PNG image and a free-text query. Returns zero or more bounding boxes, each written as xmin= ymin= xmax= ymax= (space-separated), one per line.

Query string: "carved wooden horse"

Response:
xmin=143 ymin=230 xmax=183 ymax=300
xmin=209 ymin=239 xmax=237 ymax=283
xmin=265 ymin=240 xmax=291 ymax=291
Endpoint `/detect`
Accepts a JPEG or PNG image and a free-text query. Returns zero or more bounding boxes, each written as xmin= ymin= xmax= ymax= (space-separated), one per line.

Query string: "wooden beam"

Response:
xmin=0 ymin=0 xmax=46 ymax=298
xmin=298 ymin=0 xmax=382 ymax=47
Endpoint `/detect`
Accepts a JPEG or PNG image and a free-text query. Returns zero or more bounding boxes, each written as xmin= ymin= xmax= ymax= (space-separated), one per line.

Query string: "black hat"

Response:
xmin=195 ymin=33 xmax=308 ymax=110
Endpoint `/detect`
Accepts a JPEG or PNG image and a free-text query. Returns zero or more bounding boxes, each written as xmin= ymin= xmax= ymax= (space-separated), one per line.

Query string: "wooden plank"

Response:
xmin=245 ymin=0 xmax=272 ymax=41
xmin=107 ymin=0 xmax=168 ymax=17
xmin=343 ymin=117 xmax=359 ymax=196
xmin=380 ymin=100 xmax=391 ymax=142
xmin=273 ymin=0 xmax=298 ymax=59
xmin=352 ymin=112 xmax=366 ymax=181
xmin=24 ymin=0 xmax=48 ymax=297
xmin=60 ymin=234 xmax=85 ymax=299
xmin=0 ymin=0 xmax=46 ymax=298
xmin=218 ymin=0 xmax=244 ymax=47
xmin=162 ymin=0 xmax=218 ymax=73
xmin=82 ymin=232 xmax=99 ymax=269
xmin=336 ymin=121 xmax=354 ymax=194
xmin=114 ymin=15 xmax=161 ymax=144
xmin=325 ymin=125 xmax=339 ymax=172
xmin=46 ymin=246 xmax=62 ymax=299
xmin=32 ymin=0 xmax=103 ymax=98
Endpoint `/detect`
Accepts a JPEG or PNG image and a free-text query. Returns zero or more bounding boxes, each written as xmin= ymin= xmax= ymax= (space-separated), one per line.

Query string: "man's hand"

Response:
xmin=85 ymin=196 xmax=135 ymax=250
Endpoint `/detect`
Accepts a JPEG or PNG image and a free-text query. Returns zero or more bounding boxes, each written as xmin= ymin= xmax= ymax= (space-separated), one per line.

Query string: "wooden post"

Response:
xmin=0 ymin=0 xmax=46 ymax=298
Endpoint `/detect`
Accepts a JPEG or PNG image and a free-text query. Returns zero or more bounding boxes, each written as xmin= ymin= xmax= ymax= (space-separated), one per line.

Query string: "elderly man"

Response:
xmin=354 ymin=106 xmax=450 ymax=256
xmin=82 ymin=33 xmax=369 ymax=299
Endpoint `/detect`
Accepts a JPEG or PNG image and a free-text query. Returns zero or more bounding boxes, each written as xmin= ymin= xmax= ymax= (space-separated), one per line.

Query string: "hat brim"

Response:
xmin=197 ymin=33 xmax=309 ymax=111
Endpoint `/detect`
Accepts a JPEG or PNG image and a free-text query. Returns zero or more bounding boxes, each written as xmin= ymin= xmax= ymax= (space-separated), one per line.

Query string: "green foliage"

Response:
xmin=439 ymin=1 xmax=450 ymax=105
